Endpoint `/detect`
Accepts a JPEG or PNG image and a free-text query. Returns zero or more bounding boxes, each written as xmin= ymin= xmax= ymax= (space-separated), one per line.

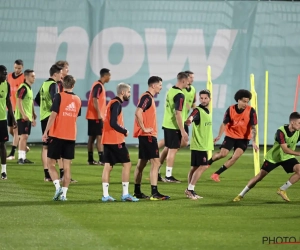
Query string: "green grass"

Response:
xmin=1 ymin=146 xmax=300 ymax=250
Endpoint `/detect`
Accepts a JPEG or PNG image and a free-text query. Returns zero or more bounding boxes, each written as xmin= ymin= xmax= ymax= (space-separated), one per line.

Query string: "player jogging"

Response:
xmin=208 ymin=89 xmax=259 ymax=182
xmin=233 ymin=112 xmax=300 ymax=202
xmin=184 ymin=90 xmax=213 ymax=200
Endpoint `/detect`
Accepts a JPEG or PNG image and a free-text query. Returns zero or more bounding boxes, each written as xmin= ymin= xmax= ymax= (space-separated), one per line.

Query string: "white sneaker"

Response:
xmin=184 ymin=189 xmax=198 ymax=200
xmin=53 ymin=187 xmax=63 ymax=201
xmin=6 ymin=155 xmax=15 ymax=160
xmin=60 ymin=196 xmax=67 ymax=201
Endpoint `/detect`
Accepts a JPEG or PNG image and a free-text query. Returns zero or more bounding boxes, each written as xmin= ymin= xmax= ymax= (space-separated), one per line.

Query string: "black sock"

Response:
xmin=98 ymin=151 xmax=103 ymax=162
xmin=208 ymin=158 xmax=214 ymax=165
xmin=60 ymin=168 xmax=64 ymax=179
xmin=44 ymin=169 xmax=51 ymax=179
xmin=10 ymin=145 xmax=17 ymax=156
xmin=151 ymin=185 xmax=158 ymax=195
xmin=215 ymin=165 xmax=227 ymax=175
xmin=88 ymin=152 xmax=93 ymax=162
xmin=134 ymin=184 xmax=141 ymax=194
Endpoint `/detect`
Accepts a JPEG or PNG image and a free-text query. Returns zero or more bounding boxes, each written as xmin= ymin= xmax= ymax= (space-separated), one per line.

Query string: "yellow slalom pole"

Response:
xmin=250 ymin=74 xmax=260 ymax=175
xmin=206 ymin=65 xmax=213 ymax=159
xmin=264 ymin=71 xmax=269 ymax=157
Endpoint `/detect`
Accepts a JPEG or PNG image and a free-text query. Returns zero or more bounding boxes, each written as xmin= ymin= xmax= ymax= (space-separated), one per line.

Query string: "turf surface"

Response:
xmin=1 ymin=146 xmax=300 ymax=249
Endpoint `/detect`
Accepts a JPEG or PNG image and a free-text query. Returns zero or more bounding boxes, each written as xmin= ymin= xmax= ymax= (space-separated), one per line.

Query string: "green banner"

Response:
xmin=1 ymin=0 xmax=299 ymax=144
